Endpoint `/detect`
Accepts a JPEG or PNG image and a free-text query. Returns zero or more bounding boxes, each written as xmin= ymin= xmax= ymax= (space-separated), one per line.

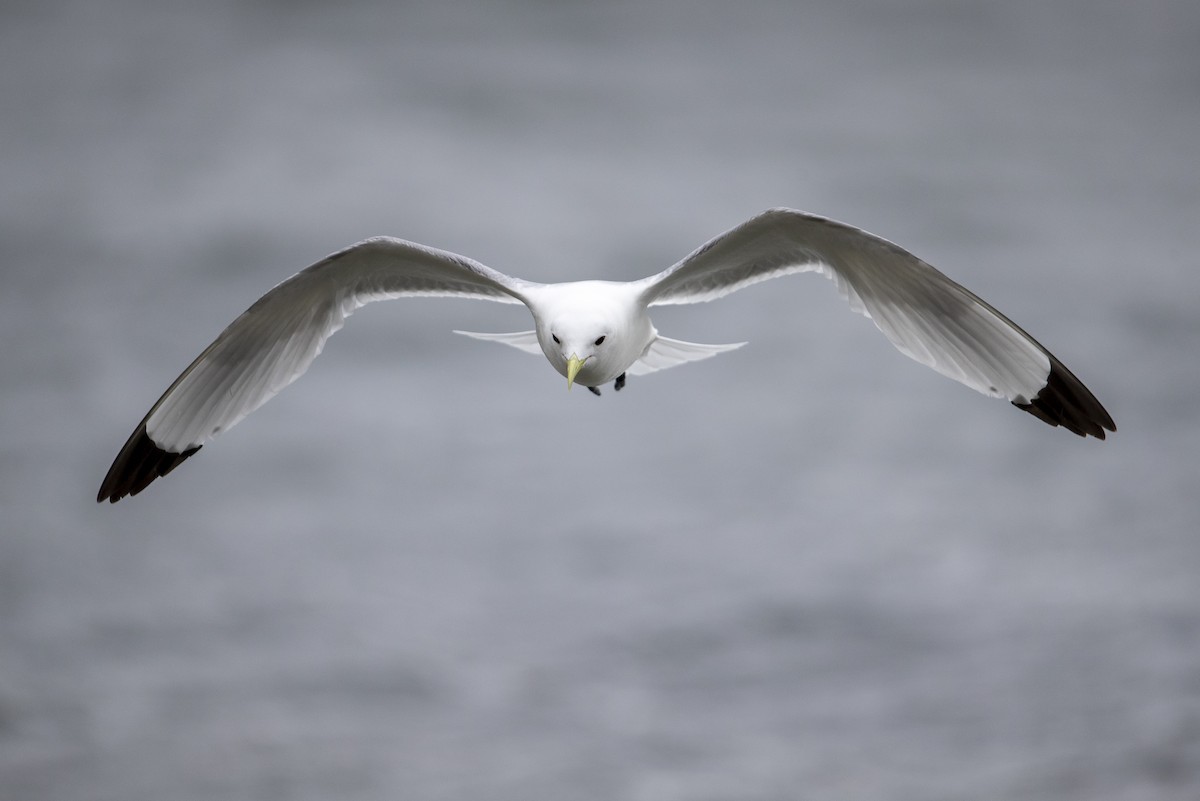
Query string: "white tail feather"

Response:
xmin=453 ymin=329 xmax=544 ymax=355
xmin=628 ymin=335 xmax=745 ymax=376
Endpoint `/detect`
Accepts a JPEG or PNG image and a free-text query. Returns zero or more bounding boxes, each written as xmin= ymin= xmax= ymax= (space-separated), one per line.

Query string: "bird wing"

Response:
xmin=98 ymin=237 xmax=533 ymax=502
xmin=636 ymin=208 xmax=1114 ymax=438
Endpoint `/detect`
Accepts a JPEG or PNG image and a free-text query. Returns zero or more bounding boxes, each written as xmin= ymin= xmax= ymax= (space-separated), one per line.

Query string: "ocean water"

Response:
xmin=2 ymin=1 xmax=1198 ymax=799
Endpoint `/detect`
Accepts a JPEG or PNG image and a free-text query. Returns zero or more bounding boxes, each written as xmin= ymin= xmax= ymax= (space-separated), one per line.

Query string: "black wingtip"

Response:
xmin=1013 ymin=355 xmax=1116 ymax=440
xmin=97 ymin=423 xmax=201 ymax=503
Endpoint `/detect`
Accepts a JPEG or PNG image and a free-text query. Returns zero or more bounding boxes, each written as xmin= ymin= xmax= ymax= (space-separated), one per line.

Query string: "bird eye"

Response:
xmin=552 ymin=334 xmax=560 ymax=344
xmin=594 ymin=336 xmax=606 ymax=346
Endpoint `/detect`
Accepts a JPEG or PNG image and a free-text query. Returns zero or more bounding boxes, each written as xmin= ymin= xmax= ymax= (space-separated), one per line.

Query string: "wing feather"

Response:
xmin=638 ymin=208 xmax=1114 ymax=437
xmin=98 ymin=238 xmax=533 ymax=501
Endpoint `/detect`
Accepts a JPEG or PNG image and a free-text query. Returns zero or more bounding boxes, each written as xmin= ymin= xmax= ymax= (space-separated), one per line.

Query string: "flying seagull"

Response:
xmin=97 ymin=208 xmax=1114 ymax=502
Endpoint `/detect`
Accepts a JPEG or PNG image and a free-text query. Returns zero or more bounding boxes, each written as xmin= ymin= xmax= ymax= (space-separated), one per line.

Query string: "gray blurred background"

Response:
xmin=2 ymin=1 xmax=1198 ymax=799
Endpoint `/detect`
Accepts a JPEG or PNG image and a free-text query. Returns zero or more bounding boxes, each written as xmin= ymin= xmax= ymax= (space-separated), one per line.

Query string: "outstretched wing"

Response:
xmin=637 ymin=208 xmax=1114 ymax=438
xmin=98 ymin=238 xmax=535 ymax=502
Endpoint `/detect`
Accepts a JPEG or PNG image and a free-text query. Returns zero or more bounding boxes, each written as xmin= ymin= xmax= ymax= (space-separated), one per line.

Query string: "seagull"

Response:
xmin=97 ymin=208 xmax=1114 ymax=502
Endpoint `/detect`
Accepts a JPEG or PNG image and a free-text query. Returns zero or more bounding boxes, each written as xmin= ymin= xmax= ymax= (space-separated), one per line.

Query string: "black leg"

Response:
xmin=588 ymin=386 xmax=601 ymax=396
xmin=614 ymin=373 xmax=626 ymax=391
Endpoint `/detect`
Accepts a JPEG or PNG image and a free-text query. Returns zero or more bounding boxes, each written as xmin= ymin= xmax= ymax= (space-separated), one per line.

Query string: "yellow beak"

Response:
xmin=566 ymin=354 xmax=586 ymax=390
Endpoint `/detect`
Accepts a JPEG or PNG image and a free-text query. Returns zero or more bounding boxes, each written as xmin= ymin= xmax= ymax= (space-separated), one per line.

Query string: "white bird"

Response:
xmin=98 ymin=208 xmax=1114 ymax=502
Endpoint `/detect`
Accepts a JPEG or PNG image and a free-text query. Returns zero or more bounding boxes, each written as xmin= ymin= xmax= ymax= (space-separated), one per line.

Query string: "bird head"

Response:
xmin=543 ymin=316 xmax=613 ymax=390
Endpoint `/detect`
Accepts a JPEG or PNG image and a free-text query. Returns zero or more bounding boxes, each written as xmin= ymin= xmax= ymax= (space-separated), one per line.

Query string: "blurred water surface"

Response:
xmin=2 ymin=1 xmax=1199 ymax=799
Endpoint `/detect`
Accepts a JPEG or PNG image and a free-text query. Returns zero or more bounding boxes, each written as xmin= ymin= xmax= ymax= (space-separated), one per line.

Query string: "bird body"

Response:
xmin=530 ymin=279 xmax=657 ymax=387
xmin=98 ymin=209 xmax=1114 ymax=502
